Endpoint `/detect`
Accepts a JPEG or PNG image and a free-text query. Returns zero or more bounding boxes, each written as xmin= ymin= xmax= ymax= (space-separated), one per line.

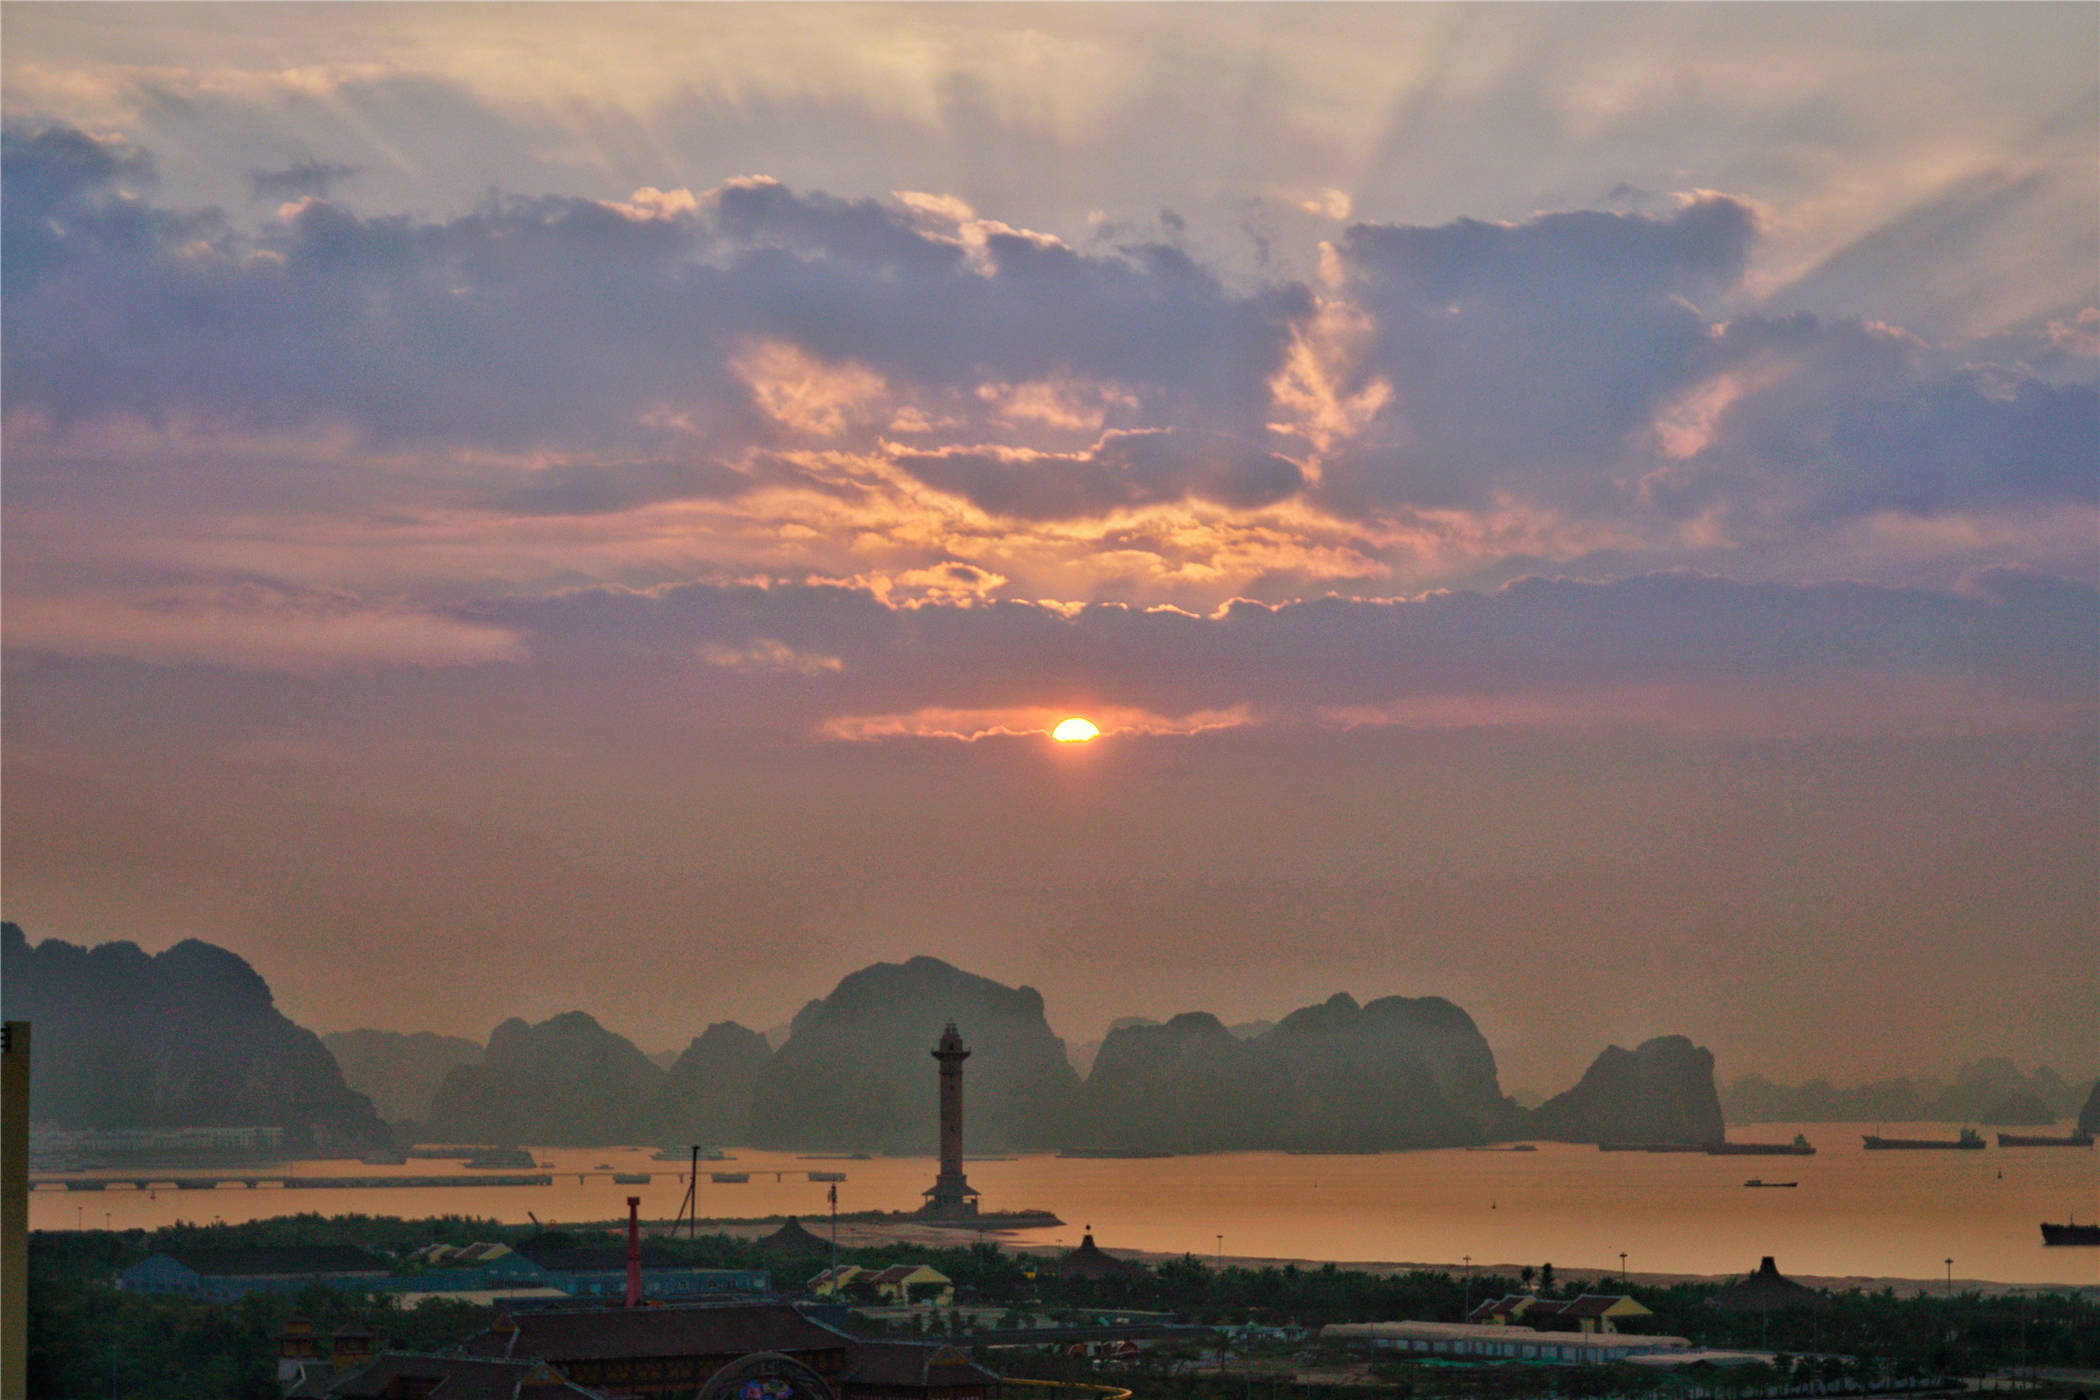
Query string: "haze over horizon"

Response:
xmin=3 ymin=3 xmax=2094 ymax=1097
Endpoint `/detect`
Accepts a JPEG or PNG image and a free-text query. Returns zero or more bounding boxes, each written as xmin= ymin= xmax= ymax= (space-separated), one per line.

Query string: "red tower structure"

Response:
xmin=921 ymin=1022 xmax=979 ymax=1218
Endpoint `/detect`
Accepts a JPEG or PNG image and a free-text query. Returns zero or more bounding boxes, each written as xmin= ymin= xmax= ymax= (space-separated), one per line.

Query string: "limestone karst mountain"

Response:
xmin=323 ymin=1029 xmax=484 ymax=1123
xmin=1 ymin=922 xmax=388 ymax=1151
xmin=748 ymin=956 xmax=1081 ymax=1153
xmin=656 ymin=1021 xmax=772 ymax=1145
xmin=424 ymin=1011 xmax=665 ymax=1146
xmin=1076 ymin=992 xmax=1519 ymax=1151
xmin=1529 ymin=1034 xmax=1725 ymax=1146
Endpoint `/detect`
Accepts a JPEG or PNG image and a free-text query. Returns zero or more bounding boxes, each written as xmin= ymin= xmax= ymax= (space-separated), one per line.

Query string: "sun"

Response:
xmin=1051 ymin=717 xmax=1101 ymax=743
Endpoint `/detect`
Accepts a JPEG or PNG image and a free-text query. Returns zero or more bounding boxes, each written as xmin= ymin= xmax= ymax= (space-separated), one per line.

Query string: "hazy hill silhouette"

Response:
xmin=424 ymin=1012 xmax=665 ymax=1146
xmin=657 ymin=1021 xmax=772 ymax=1146
xmin=1077 ymin=993 xmax=1518 ymax=1151
xmin=323 ymin=1029 xmax=483 ymax=1122
xmin=1529 ymin=1034 xmax=1724 ymax=1146
xmin=1723 ymin=1059 xmax=2097 ymax=1125
xmin=0 ymin=922 xmax=387 ymax=1151
xmin=748 ymin=957 xmax=1080 ymax=1153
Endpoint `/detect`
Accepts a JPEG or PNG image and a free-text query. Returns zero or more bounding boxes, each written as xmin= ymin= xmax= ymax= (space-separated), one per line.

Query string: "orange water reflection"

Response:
xmin=30 ymin=1124 xmax=2097 ymax=1288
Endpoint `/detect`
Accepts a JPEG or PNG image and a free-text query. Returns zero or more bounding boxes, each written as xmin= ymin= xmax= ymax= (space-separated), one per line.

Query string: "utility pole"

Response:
xmin=829 ymin=1182 xmax=840 ymax=1294
xmin=682 ymin=1147 xmax=699 ymax=1241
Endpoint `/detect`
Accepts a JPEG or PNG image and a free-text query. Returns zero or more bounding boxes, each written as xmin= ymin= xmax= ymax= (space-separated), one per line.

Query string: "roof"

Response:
xmin=1321 ymin=1322 xmax=1690 ymax=1352
xmin=1464 ymin=1295 xmax=1533 ymax=1322
xmin=516 ymin=1245 xmax=681 ymax=1273
xmin=1557 ymin=1294 xmax=1649 ymax=1320
xmin=322 ymin=1352 xmax=603 ymax=1399
xmin=847 ymin=1342 xmax=1000 ymax=1390
xmin=478 ymin=1302 xmax=855 ymax=1364
xmin=868 ymin=1264 xmax=948 ymax=1286
xmin=159 ymin=1246 xmax=388 ymax=1277
xmin=1058 ymin=1234 xmax=1141 ymax=1281
xmin=758 ymin=1217 xmax=834 ymax=1256
xmin=1708 ymin=1258 xmax=1824 ymax=1313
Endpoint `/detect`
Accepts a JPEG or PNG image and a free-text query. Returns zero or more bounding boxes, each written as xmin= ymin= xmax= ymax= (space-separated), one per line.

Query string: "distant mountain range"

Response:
xmin=1531 ymin=1035 xmax=1724 ymax=1146
xmin=34 ymin=920 xmax=2068 ymax=1157
xmin=1075 ymin=994 xmax=1522 ymax=1151
xmin=1 ymin=922 xmax=387 ymax=1152
xmin=322 ymin=1029 xmax=482 ymax=1122
xmin=1723 ymin=1059 xmax=2098 ymax=1125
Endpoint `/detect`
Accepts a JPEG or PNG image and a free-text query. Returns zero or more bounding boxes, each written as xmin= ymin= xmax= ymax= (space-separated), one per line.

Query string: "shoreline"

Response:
xmin=664 ymin=1217 xmax=2100 ymax=1300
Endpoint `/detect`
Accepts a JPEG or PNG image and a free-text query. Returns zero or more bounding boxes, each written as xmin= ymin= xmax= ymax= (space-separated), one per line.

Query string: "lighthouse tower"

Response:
xmin=921 ymin=1022 xmax=980 ymax=1218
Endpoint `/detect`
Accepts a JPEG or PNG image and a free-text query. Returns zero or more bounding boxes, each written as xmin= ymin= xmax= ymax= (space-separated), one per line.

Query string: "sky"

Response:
xmin=2 ymin=3 xmax=2094 ymax=1096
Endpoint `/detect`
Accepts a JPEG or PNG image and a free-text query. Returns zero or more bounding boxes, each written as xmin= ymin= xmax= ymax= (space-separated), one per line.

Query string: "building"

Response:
xmin=510 ymin=1244 xmax=768 ymax=1302
xmin=863 ymin=1265 xmax=954 ymax=1306
xmin=1463 ymin=1293 xmax=1654 ymax=1334
xmin=462 ymin=1301 xmax=857 ymax=1399
xmin=462 ymin=1302 xmax=1003 ymax=1400
xmin=807 ymin=1264 xmax=865 ymax=1298
xmin=286 ymin=1352 xmax=607 ymax=1399
xmin=120 ymin=1245 xmax=390 ymax=1300
xmin=1056 ymin=1233 xmax=1141 ymax=1283
xmin=1321 ymin=1321 xmax=1691 ymax=1364
xmin=922 ymin=1024 xmax=978 ymax=1219
xmin=1707 ymin=1257 xmax=1825 ymax=1313
xmin=843 ymin=1344 xmax=999 ymax=1400
xmin=3 ymin=1022 xmax=28 ymax=1400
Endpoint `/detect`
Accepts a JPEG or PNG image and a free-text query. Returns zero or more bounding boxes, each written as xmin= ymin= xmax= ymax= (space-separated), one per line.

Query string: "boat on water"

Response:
xmin=1997 ymin=1130 xmax=2094 ymax=1148
xmin=463 ymin=1147 xmax=537 ymax=1169
xmin=652 ymin=1147 xmax=731 ymax=1161
xmin=1057 ymin=1148 xmax=1175 ymax=1159
xmin=1464 ymin=1144 xmax=1539 ymax=1152
xmin=808 ymin=1170 xmax=846 ymax=1182
xmin=1744 ymin=1179 xmax=1798 ymax=1188
xmin=1598 ymin=1142 xmax=1706 ymax=1153
xmin=1708 ymin=1134 xmax=1815 ymax=1156
xmin=2040 ymin=1220 xmax=2100 ymax=1246
xmin=1862 ymin=1127 xmax=1985 ymax=1151
xmin=711 ymin=1171 xmax=750 ymax=1183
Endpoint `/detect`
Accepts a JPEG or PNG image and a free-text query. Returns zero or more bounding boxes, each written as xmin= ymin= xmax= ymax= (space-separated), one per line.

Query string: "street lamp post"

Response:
xmin=1945 ymin=1258 xmax=1953 ymax=1298
xmin=1216 ymin=1235 xmax=1224 ymax=1270
xmin=1462 ymin=1256 xmax=1472 ymax=1316
xmin=1619 ymin=1253 xmax=1627 ymax=1289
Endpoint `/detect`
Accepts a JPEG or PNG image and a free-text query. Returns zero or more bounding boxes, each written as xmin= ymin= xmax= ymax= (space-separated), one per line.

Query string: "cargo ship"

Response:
xmin=463 ymin=1147 xmax=537 ymax=1169
xmin=2040 ymin=1220 xmax=2100 ymax=1246
xmin=711 ymin=1171 xmax=750 ymax=1183
xmin=1997 ymin=1130 xmax=2093 ymax=1148
xmin=1863 ymin=1127 xmax=1985 ymax=1150
xmin=1598 ymin=1142 xmax=1707 ymax=1152
xmin=1708 ymin=1134 xmax=1815 ymax=1156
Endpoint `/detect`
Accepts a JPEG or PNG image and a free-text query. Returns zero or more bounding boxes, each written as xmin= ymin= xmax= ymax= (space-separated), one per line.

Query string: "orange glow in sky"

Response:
xmin=1051 ymin=717 xmax=1101 ymax=743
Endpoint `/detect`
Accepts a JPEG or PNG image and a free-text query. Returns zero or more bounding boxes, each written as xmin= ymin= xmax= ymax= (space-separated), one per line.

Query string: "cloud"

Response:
xmin=248 ymin=159 xmax=360 ymax=203
xmin=2 ymin=581 xmax=524 ymax=671
xmin=699 ymin=637 xmax=844 ymax=677
xmin=890 ymin=429 xmax=1304 ymax=521
xmin=817 ymin=702 xmax=1254 ymax=743
xmin=3 ymin=121 xmax=2091 ymax=614
xmin=461 ymin=570 xmax=2095 ymax=744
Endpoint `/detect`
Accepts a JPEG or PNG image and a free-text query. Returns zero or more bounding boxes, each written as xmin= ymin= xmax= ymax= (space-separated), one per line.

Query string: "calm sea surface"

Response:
xmin=31 ymin=1123 xmax=2098 ymax=1289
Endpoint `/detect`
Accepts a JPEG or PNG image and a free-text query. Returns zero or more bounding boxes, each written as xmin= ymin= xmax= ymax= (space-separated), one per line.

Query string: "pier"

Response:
xmin=31 ymin=1173 xmax=554 ymax=1191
